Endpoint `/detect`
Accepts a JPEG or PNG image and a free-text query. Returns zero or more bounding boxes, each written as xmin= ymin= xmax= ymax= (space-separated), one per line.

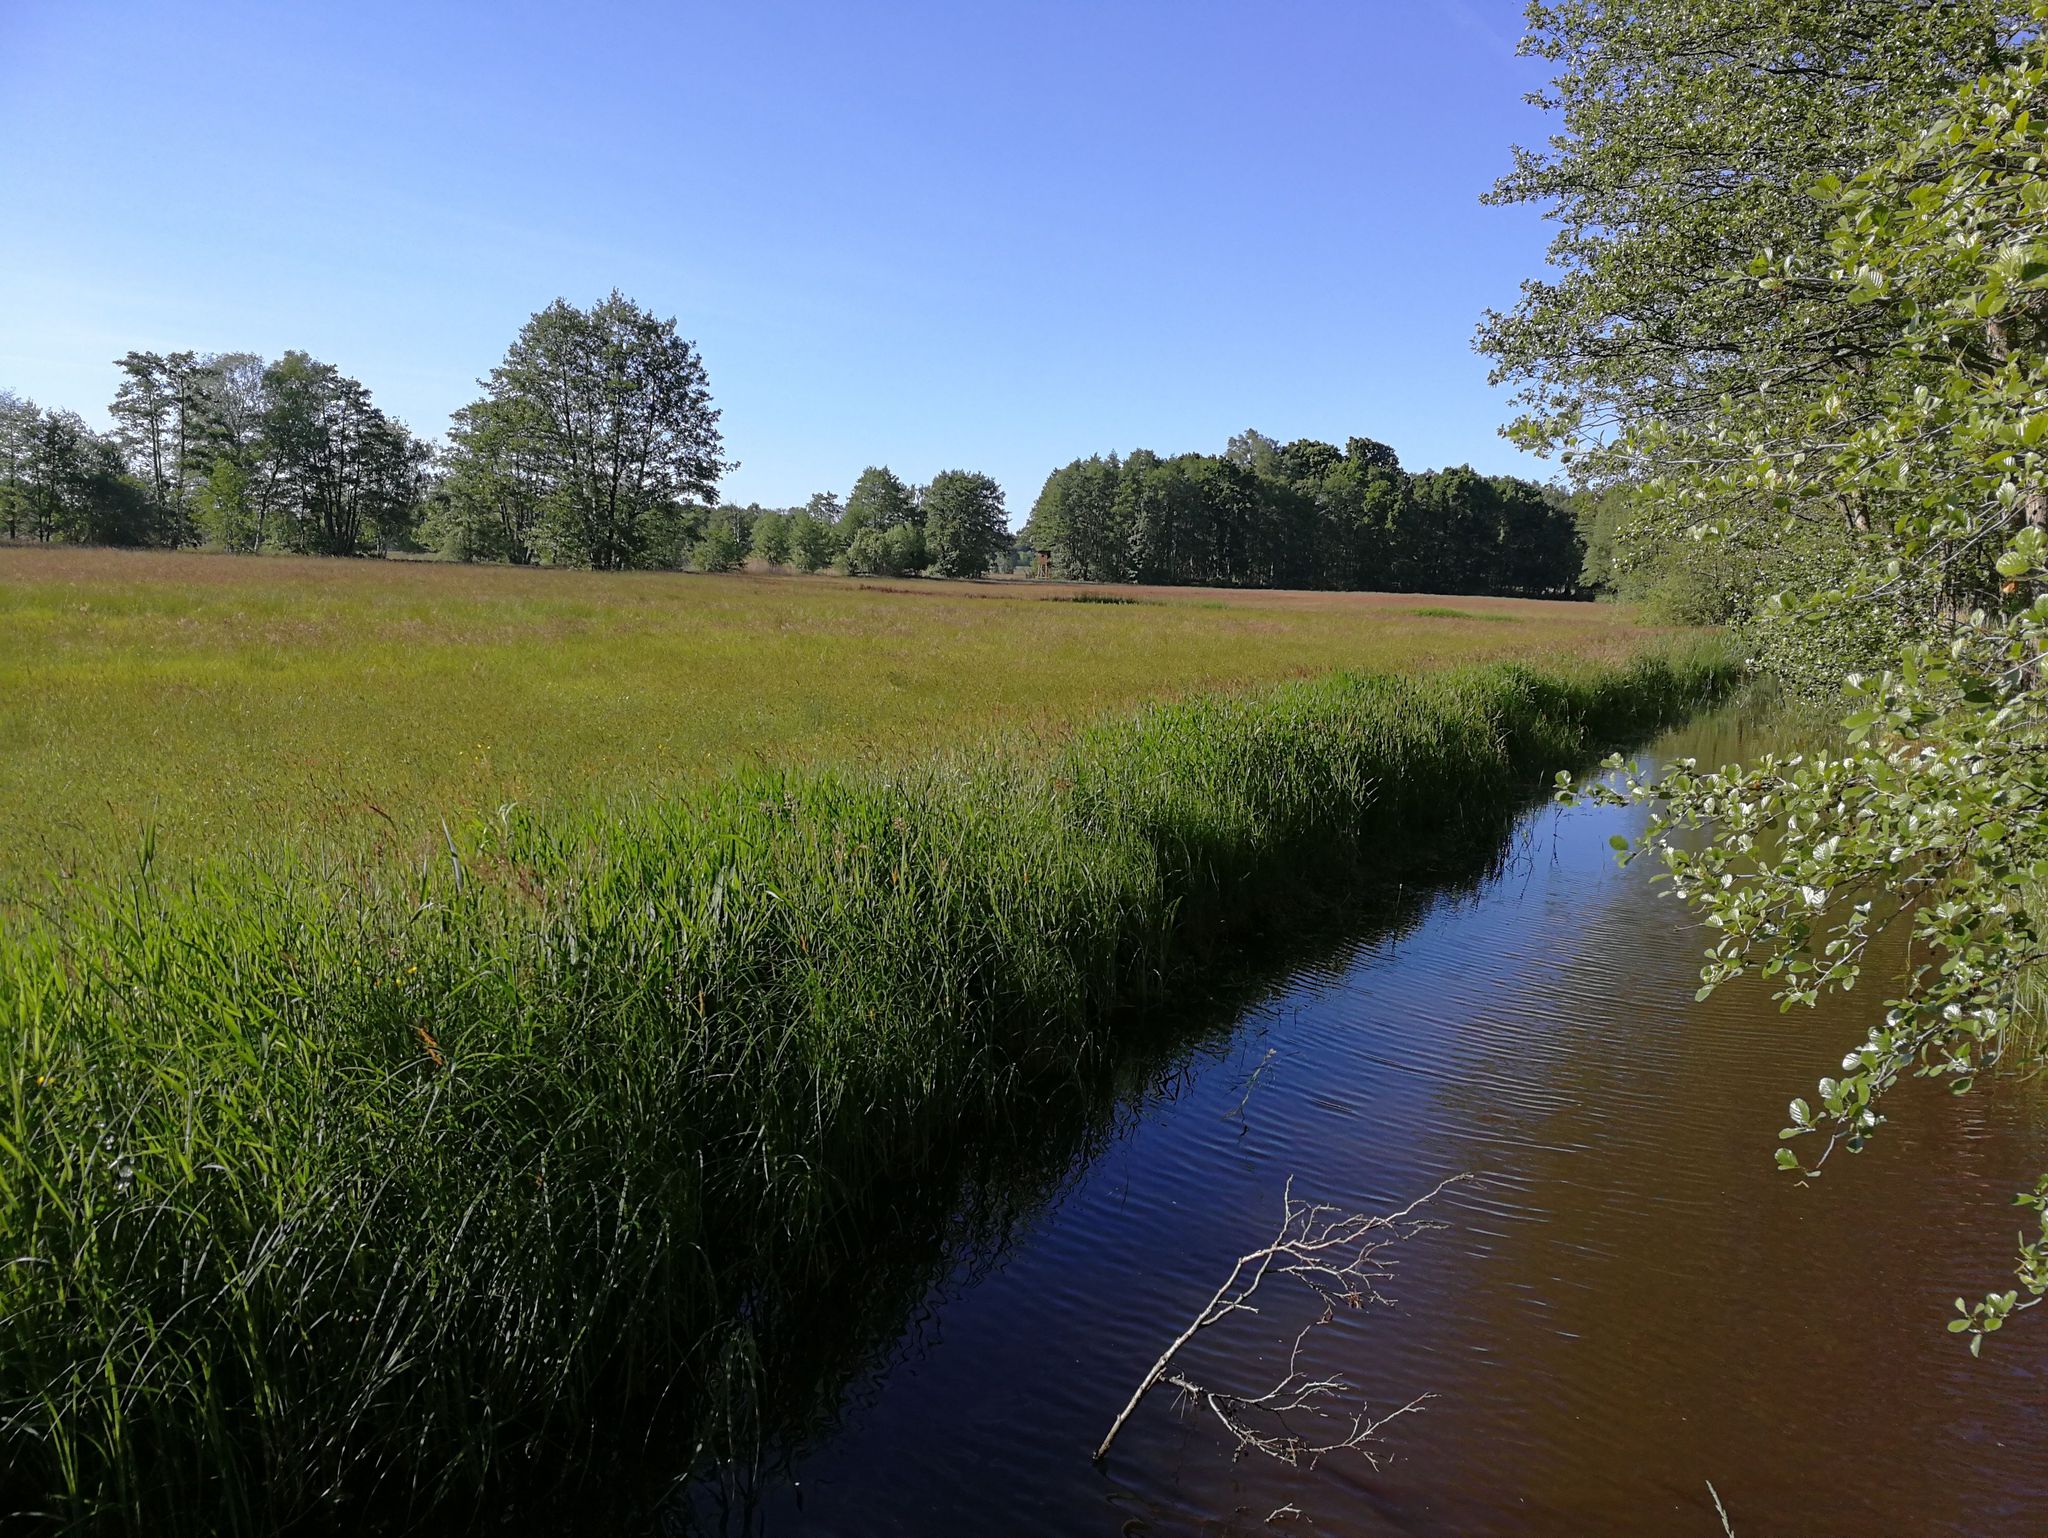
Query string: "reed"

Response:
xmin=0 ymin=640 xmax=1736 ymax=1532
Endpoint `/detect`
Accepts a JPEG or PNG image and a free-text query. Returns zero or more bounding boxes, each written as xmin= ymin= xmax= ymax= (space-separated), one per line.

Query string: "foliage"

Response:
xmin=108 ymin=350 xmax=208 ymax=545
xmin=186 ymin=354 xmax=280 ymax=551
xmin=430 ymin=397 xmax=549 ymax=563
xmin=191 ymin=457 xmax=259 ymax=553
xmin=691 ymin=521 xmax=744 ymax=573
xmin=750 ymin=507 xmax=792 ymax=567
xmin=260 ymin=351 xmax=427 ymax=556
xmin=919 ymin=468 xmax=1007 ymax=577
xmin=1480 ymin=0 xmax=2028 ymax=479
xmin=787 ymin=502 xmax=840 ymax=572
xmin=0 ymin=390 xmax=35 ymax=540
xmin=1025 ymin=432 xmax=1582 ymax=595
xmin=1537 ymin=6 xmax=2048 ymax=1347
xmin=688 ymin=503 xmax=755 ymax=572
xmin=463 ymin=291 xmax=729 ymax=569
xmin=13 ymin=328 xmax=1584 ymax=605
xmin=842 ymin=520 xmax=925 ymax=576
xmin=0 ymin=642 xmax=1733 ymax=1531
xmin=8 ymin=408 xmax=156 ymax=546
xmin=841 ymin=465 xmax=917 ymax=537
xmin=1 ymin=298 xmax=731 ymax=570
xmin=0 ymin=350 xmax=421 ymax=558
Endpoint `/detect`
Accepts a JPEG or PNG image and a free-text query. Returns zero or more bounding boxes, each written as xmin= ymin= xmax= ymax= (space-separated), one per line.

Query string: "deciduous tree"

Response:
xmin=472 ymin=291 xmax=729 ymax=569
xmin=920 ymin=469 xmax=1006 ymax=577
xmin=842 ymin=466 xmax=917 ymax=538
xmin=261 ymin=351 xmax=425 ymax=556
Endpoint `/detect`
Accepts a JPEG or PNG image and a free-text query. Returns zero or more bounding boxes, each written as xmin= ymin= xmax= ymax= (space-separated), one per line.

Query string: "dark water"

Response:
xmin=698 ymin=711 xmax=2048 ymax=1537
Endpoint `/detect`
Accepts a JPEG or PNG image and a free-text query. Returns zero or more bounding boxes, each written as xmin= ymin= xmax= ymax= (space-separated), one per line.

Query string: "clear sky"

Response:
xmin=0 ymin=0 xmax=1557 ymax=516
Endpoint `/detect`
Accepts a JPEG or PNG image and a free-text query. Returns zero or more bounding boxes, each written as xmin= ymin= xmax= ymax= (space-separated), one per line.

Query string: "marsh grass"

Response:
xmin=1409 ymin=605 xmax=1516 ymax=621
xmin=0 ymin=635 xmax=1736 ymax=1533
xmin=0 ymin=547 xmax=1679 ymax=896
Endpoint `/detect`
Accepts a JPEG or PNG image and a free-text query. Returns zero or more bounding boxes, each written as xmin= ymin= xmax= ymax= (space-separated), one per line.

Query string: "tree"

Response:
xmin=1029 ymin=455 xmax=1127 ymax=581
xmin=1491 ymin=477 xmax=1581 ymax=597
xmin=842 ymin=466 xmax=917 ymax=538
xmin=841 ymin=526 xmax=888 ymax=576
xmin=692 ymin=503 xmax=757 ymax=571
xmin=1316 ymin=455 xmax=1404 ymax=590
xmin=261 ymin=352 xmax=425 ymax=556
xmin=1223 ymin=428 xmax=1282 ymax=479
xmin=1344 ymin=436 xmax=1399 ymax=472
xmin=843 ymin=520 xmax=924 ymax=577
xmin=432 ymin=397 xmax=549 ymax=563
xmin=750 ymin=508 xmax=792 ymax=567
xmin=1026 ymin=434 xmax=1569 ymax=595
xmin=109 ymin=353 xmax=178 ymax=520
xmin=691 ymin=518 xmax=745 ymax=572
xmin=14 ymin=345 xmax=433 ymax=557
xmin=1479 ymin=0 xmax=2026 ymax=487
xmin=109 ymin=350 xmax=208 ymax=544
xmin=1408 ymin=469 xmax=1494 ymax=592
xmin=789 ymin=493 xmax=842 ymax=572
xmin=1275 ymin=438 xmax=1343 ymax=489
xmin=191 ymin=353 xmax=269 ymax=462
xmin=1525 ymin=10 xmax=2048 ymax=1349
xmin=20 ymin=409 xmax=152 ymax=545
xmin=881 ymin=522 xmax=925 ymax=574
xmin=193 ymin=457 xmax=261 ymax=552
xmin=188 ymin=353 xmax=282 ymax=552
xmin=919 ymin=469 xmax=1006 ymax=577
xmin=0 ymin=392 xmax=36 ymax=541
xmin=471 ymin=291 xmax=728 ymax=569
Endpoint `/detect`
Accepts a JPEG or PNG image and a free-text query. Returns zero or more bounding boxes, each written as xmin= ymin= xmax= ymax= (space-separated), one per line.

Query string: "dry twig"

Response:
xmin=1094 ymin=1173 xmax=1469 ymax=1466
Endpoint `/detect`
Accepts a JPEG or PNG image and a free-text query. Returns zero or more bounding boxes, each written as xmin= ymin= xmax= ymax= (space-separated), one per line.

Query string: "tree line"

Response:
xmin=0 ymin=292 xmax=1019 ymax=581
xmin=2 ymin=293 xmax=1578 ymax=598
xmin=0 ymin=351 xmax=427 ymax=555
xmin=0 ymin=293 xmax=724 ymax=566
xmin=1023 ymin=430 xmax=1583 ymax=595
xmin=680 ymin=464 xmax=1011 ymax=580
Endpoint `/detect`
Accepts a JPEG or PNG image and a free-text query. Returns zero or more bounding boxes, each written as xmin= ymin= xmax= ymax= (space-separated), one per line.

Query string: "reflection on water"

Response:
xmin=671 ymin=707 xmax=2048 ymax=1537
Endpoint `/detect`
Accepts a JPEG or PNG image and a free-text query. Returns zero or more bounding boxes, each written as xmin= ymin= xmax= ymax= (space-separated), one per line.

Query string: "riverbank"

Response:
xmin=724 ymin=699 xmax=2048 ymax=1538
xmin=0 ymin=642 xmax=1736 ymax=1532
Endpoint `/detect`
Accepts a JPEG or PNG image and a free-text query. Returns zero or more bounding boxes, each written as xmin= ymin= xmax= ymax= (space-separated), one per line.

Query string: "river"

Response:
xmin=674 ymin=708 xmax=2048 ymax=1537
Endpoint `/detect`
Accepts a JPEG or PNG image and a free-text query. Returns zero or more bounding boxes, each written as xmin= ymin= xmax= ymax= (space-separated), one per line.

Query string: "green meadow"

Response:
xmin=0 ymin=547 xmax=1667 ymax=891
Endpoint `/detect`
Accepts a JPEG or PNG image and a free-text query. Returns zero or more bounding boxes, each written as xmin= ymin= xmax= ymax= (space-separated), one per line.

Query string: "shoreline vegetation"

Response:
xmin=0 ymin=636 xmax=1735 ymax=1532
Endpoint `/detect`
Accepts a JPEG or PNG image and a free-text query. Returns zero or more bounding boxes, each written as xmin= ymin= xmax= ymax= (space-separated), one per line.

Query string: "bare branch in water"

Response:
xmin=1093 ymin=1173 xmax=1470 ymax=1466
xmin=1708 ymin=1480 xmax=1736 ymax=1536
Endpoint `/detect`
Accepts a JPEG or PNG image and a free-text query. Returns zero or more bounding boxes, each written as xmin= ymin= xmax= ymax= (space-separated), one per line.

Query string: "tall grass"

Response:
xmin=0 ymin=641 xmax=1736 ymax=1532
xmin=0 ymin=545 xmax=1685 ymax=893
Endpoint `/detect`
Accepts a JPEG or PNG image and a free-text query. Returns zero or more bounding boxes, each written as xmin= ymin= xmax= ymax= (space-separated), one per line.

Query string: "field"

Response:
xmin=1 ymin=546 xmax=1668 ymax=894
xmin=0 ymin=544 xmax=1734 ymax=1532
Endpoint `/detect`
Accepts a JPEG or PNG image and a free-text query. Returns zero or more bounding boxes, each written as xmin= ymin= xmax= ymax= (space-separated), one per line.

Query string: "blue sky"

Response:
xmin=0 ymin=1 xmax=1557 ymax=516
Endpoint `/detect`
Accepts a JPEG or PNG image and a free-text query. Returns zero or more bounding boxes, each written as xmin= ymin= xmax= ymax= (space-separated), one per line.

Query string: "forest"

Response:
xmin=0 ymin=299 xmax=1582 ymax=598
xmin=1023 ymin=433 xmax=1582 ymax=594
